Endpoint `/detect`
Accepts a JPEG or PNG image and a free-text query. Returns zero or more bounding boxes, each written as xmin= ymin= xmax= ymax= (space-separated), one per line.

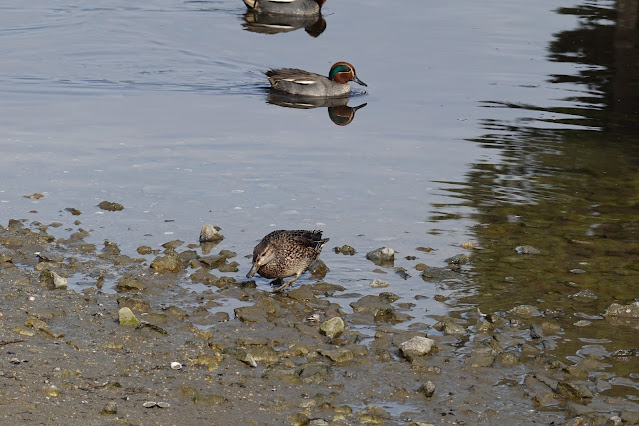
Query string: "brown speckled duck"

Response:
xmin=246 ymin=229 xmax=329 ymax=292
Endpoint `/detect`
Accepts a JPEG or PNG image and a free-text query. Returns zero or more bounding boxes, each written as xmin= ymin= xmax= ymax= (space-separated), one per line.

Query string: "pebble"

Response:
xmin=118 ymin=307 xmax=140 ymax=326
xmin=417 ymin=381 xmax=436 ymax=397
xmin=399 ymin=336 xmax=435 ymax=361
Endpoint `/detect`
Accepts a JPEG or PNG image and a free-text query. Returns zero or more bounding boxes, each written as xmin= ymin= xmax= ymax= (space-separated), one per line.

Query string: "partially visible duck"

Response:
xmin=265 ymin=62 xmax=367 ymax=97
xmin=243 ymin=0 xmax=325 ymax=16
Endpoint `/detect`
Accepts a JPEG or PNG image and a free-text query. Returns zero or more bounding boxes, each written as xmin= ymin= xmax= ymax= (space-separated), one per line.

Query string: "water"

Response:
xmin=1 ymin=0 xmax=638 ymax=401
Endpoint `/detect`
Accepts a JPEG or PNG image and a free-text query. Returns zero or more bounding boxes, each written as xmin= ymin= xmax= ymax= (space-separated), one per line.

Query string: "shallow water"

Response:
xmin=1 ymin=0 xmax=638 ymax=406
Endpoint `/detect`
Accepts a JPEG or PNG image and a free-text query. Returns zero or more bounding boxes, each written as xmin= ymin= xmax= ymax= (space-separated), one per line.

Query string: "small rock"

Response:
xmin=170 ymin=362 xmax=182 ymax=370
xmin=65 ymin=207 xmax=82 ymax=216
xmin=366 ymin=247 xmax=395 ymax=267
xmin=321 ymin=348 xmax=354 ymax=363
xmin=370 ymin=279 xmax=389 ymax=288
xmin=556 ymin=381 xmax=594 ymax=399
xmin=460 ymin=241 xmax=476 ymax=249
xmin=334 ymin=245 xmax=355 ymax=255
xmin=399 ymin=336 xmax=435 ymax=361
xmin=199 ymin=224 xmax=224 ymax=243
xmin=530 ymin=323 xmax=544 ymax=339
xmin=150 ymin=254 xmax=183 ymax=272
xmin=417 ymin=381 xmax=436 ymax=397
xmin=515 ymin=245 xmax=541 ymax=254
xmin=101 ymin=402 xmax=117 ymax=415
xmin=40 ymin=270 xmax=67 ymax=289
xmin=137 ymin=246 xmax=153 ymax=255
xmin=569 ymin=289 xmax=598 ymax=301
xmin=98 ymin=201 xmax=124 ymax=211
xmin=320 ymin=317 xmax=345 ymax=339
xmin=605 ymin=301 xmax=639 ymax=318
xmin=116 ymin=276 xmax=147 ymax=292
xmin=444 ymin=254 xmax=468 ymax=265
xmin=118 ymin=307 xmax=140 ymax=326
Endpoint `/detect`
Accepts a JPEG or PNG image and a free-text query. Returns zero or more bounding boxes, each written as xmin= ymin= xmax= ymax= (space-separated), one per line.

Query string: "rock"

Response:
xmin=101 ymin=401 xmax=117 ymax=415
xmin=465 ymin=347 xmax=498 ymax=368
xmin=605 ymin=302 xmax=639 ymax=318
xmin=320 ymin=317 xmax=345 ymax=339
xmin=137 ymin=245 xmax=153 ymax=255
xmin=234 ymin=305 xmax=268 ymax=323
xmin=150 ymin=253 xmax=183 ymax=272
xmin=556 ymin=381 xmax=594 ymax=399
xmin=321 ymin=348 xmax=354 ymax=363
xmin=434 ymin=319 xmax=466 ymax=336
xmin=117 ymin=296 xmax=152 ymax=313
xmin=199 ymin=224 xmax=224 ymax=242
xmin=350 ymin=295 xmax=401 ymax=323
xmin=366 ymin=247 xmax=395 ymax=267
xmin=65 ymin=207 xmax=82 ymax=216
xmin=399 ymin=336 xmax=435 ymax=361
xmin=515 ymin=245 xmax=541 ymax=254
xmin=116 ymin=276 xmax=147 ymax=292
xmin=334 ymin=245 xmax=356 ymax=255
xmin=98 ymin=201 xmax=124 ymax=211
xmin=444 ymin=254 xmax=468 ymax=265
xmin=569 ymin=289 xmax=598 ymax=301
xmin=370 ymin=279 xmax=389 ymax=288
xmin=309 ymin=259 xmax=329 ymax=279
xmin=530 ymin=323 xmax=544 ymax=339
xmin=40 ymin=270 xmax=67 ymax=289
xmin=298 ymin=361 xmax=333 ymax=384
xmin=199 ymin=254 xmax=226 ymax=269
xmin=417 ymin=381 xmax=436 ymax=398
xmin=118 ymin=307 xmax=140 ymax=326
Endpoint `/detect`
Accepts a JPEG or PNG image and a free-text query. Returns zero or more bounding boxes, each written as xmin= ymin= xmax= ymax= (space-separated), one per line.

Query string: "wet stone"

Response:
xmin=199 ymin=224 xmax=224 ymax=243
xmin=370 ymin=279 xmax=389 ymax=288
xmin=334 ymin=245 xmax=355 ymax=255
xmin=309 ymin=259 xmax=329 ymax=279
xmin=288 ymin=285 xmax=315 ymax=301
xmin=605 ymin=301 xmax=639 ymax=318
xmin=98 ymin=201 xmax=124 ymax=211
xmin=399 ymin=336 xmax=435 ymax=361
xmin=118 ymin=296 xmax=152 ymax=313
xmin=417 ymin=381 xmax=436 ymax=398
xmin=162 ymin=239 xmax=184 ymax=250
xmin=321 ymin=348 xmax=354 ymax=363
xmin=515 ymin=245 xmax=541 ymax=254
xmin=435 ymin=319 xmax=466 ymax=336
xmin=569 ymin=289 xmax=598 ymax=301
xmin=556 ymin=381 xmax=594 ymax=399
xmin=199 ymin=254 xmax=226 ymax=269
xmin=100 ymin=402 xmax=117 ymax=415
xmin=150 ymin=253 xmax=183 ymax=272
xmin=137 ymin=245 xmax=153 ymax=255
xmin=118 ymin=307 xmax=140 ymax=326
xmin=366 ymin=247 xmax=395 ymax=267
xmin=299 ymin=361 xmax=333 ymax=384
xmin=65 ymin=207 xmax=82 ymax=216
xmin=234 ymin=305 xmax=268 ymax=323
xmin=40 ymin=270 xmax=67 ymax=289
xmin=444 ymin=253 xmax=468 ymax=265
xmin=319 ymin=317 xmax=345 ymax=339
xmin=116 ymin=275 xmax=147 ymax=292
xmin=194 ymin=394 xmax=227 ymax=405
xmin=530 ymin=323 xmax=544 ymax=339
xmin=190 ymin=269 xmax=219 ymax=286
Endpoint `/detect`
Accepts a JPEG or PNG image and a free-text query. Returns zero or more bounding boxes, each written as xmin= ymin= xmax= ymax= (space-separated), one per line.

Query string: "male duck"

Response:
xmin=246 ymin=230 xmax=329 ymax=292
xmin=243 ymin=0 xmax=325 ymax=16
xmin=265 ymin=62 xmax=367 ymax=97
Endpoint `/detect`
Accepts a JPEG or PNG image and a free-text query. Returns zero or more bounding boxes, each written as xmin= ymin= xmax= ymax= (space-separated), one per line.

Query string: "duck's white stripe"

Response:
xmin=282 ymin=79 xmax=316 ymax=85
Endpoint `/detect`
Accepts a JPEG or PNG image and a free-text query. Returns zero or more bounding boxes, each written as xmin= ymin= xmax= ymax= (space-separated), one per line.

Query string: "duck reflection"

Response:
xmin=267 ymin=91 xmax=367 ymax=126
xmin=242 ymin=10 xmax=326 ymax=37
xmin=242 ymin=0 xmax=326 ymax=37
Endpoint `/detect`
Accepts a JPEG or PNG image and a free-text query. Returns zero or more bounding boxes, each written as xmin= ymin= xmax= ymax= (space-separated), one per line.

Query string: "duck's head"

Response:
xmin=246 ymin=244 xmax=276 ymax=278
xmin=329 ymin=62 xmax=367 ymax=87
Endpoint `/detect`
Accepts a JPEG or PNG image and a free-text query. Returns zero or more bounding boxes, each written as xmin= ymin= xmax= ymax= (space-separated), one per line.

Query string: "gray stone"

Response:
xmin=366 ymin=247 xmax=395 ymax=267
xmin=605 ymin=301 xmax=639 ymax=318
xmin=399 ymin=336 xmax=435 ymax=360
xmin=417 ymin=381 xmax=436 ymax=397
xmin=150 ymin=253 xmax=183 ymax=272
xmin=100 ymin=401 xmax=117 ymax=415
xmin=199 ymin=224 xmax=224 ymax=243
xmin=556 ymin=381 xmax=594 ymax=399
xmin=515 ymin=245 xmax=541 ymax=254
xmin=320 ymin=317 xmax=345 ymax=339
xmin=370 ymin=279 xmax=389 ymax=288
xmin=40 ymin=270 xmax=67 ymax=289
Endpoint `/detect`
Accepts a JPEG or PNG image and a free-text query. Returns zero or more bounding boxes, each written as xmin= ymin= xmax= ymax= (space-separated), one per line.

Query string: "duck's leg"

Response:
xmin=273 ymin=273 xmax=301 ymax=292
xmin=269 ymin=278 xmax=283 ymax=287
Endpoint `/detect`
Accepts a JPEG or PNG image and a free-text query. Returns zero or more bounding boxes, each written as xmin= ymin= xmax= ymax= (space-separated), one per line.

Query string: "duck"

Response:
xmin=246 ymin=230 xmax=329 ymax=292
xmin=243 ymin=0 xmax=325 ymax=16
xmin=265 ymin=62 xmax=367 ymax=97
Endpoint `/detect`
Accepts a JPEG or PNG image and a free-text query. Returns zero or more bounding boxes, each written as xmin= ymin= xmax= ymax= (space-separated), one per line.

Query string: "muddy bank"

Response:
xmin=1 ymin=219 xmax=637 ymax=425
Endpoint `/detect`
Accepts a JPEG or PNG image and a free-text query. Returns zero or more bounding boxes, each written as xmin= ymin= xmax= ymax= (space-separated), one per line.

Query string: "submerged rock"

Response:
xmin=605 ymin=301 xmax=639 ymax=318
xmin=334 ymin=245 xmax=356 ymax=255
xmin=515 ymin=245 xmax=541 ymax=255
xmin=366 ymin=247 xmax=395 ymax=267
xmin=150 ymin=253 xmax=183 ymax=272
xmin=370 ymin=279 xmax=389 ymax=288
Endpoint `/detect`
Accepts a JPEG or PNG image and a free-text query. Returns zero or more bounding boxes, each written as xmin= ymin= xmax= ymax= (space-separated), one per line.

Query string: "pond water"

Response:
xmin=1 ymin=0 xmax=638 ymax=406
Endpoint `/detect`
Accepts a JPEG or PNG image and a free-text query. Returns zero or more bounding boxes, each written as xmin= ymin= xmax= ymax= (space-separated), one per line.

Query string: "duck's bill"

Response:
xmin=353 ymin=76 xmax=367 ymax=87
xmin=246 ymin=263 xmax=259 ymax=278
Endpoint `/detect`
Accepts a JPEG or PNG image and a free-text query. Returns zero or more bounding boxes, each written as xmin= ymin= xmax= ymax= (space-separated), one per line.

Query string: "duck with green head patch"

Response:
xmin=265 ymin=62 xmax=367 ymax=97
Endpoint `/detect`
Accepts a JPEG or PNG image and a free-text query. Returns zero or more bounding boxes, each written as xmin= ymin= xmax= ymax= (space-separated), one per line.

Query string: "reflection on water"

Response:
xmin=433 ymin=0 xmax=639 ymax=399
xmin=242 ymin=10 xmax=326 ymax=37
xmin=267 ymin=90 xmax=367 ymax=125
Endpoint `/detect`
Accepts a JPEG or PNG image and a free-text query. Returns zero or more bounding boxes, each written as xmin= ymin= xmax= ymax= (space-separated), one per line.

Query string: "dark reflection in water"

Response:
xmin=433 ymin=0 xmax=639 ymax=378
xmin=267 ymin=90 xmax=367 ymax=125
xmin=242 ymin=10 xmax=326 ymax=37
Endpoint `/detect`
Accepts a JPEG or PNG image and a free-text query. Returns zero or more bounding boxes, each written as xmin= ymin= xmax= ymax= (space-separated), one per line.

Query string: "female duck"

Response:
xmin=243 ymin=0 xmax=325 ymax=16
xmin=246 ymin=230 xmax=329 ymax=292
xmin=265 ymin=62 xmax=367 ymax=97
